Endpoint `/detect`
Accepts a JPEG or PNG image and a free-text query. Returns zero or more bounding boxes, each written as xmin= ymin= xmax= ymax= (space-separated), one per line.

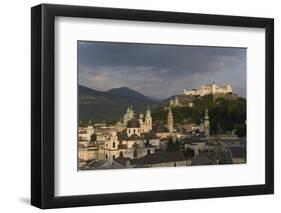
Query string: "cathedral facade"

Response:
xmin=100 ymin=106 xmax=158 ymax=164
xmin=116 ymin=106 xmax=152 ymax=133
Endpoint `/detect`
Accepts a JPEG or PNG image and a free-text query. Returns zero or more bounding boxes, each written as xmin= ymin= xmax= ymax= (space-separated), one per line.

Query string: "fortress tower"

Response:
xmin=225 ymin=84 xmax=233 ymax=93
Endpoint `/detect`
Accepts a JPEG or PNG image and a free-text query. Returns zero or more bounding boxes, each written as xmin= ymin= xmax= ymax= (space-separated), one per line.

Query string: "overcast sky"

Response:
xmin=78 ymin=41 xmax=246 ymax=99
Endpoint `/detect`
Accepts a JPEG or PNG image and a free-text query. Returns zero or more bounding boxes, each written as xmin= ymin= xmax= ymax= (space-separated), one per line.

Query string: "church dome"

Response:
xmin=127 ymin=118 xmax=140 ymax=128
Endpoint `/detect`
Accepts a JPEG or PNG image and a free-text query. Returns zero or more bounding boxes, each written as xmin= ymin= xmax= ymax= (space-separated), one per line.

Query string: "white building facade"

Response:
xmin=183 ymin=82 xmax=232 ymax=96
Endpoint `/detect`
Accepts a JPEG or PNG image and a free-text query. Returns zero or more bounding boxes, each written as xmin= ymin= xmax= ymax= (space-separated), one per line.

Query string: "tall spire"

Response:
xmin=146 ymin=105 xmax=151 ymax=117
xmin=204 ymin=108 xmax=210 ymax=138
xmin=204 ymin=108 xmax=209 ymax=119
xmin=167 ymin=106 xmax=174 ymax=134
xmin=144 ymin=105 xmax=152 ymax=131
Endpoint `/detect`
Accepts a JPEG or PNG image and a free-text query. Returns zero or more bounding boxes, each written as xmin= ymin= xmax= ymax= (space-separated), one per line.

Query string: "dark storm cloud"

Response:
xmin=78 ymin=41 xmax=246 ymax=99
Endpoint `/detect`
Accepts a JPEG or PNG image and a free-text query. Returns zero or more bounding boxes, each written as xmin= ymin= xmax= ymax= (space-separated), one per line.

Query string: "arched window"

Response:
xmin=119 ymin=151 xmax=123 ymax=157
xmin=112 ymin=142 xmax=115 ymax=148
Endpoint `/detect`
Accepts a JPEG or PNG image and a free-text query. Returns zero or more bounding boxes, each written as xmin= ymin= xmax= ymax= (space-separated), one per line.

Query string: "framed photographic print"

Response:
xmin=31 ymin=4 xmax=274 ymax=209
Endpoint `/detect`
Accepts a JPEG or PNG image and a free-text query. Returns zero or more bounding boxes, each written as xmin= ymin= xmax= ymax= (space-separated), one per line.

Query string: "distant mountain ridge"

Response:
xmin=79 ymin=85 xmax=159 ymax=121
xmin=107 ymin=87 xmax=156 ymax=102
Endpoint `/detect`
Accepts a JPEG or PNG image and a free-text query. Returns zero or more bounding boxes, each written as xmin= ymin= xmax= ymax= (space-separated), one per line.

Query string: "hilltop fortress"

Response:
xmin=183 ymin=82 xmax=232 ymax=96
xmin=169 ymin=82 xmax=237 ymax=108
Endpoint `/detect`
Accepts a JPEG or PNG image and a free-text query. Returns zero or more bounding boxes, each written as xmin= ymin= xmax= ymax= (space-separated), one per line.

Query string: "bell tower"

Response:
xmin=145 ymin=106 xmax=152 ymax=132
xmin=167 ymin=106 xmax=174 ymax=134
xmin=204 ymin=109 xmax=210 ymax=138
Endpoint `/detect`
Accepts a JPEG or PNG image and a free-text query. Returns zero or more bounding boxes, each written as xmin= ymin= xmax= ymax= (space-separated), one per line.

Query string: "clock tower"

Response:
xmin=167 ymin=106 xmax=174 ymax=134
xmin=204 ymin=109 xmax=210 ymax=138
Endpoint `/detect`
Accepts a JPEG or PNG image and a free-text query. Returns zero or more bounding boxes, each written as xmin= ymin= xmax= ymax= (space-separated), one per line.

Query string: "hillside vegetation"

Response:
xmin=152 ymin=94 xmax=246 ymax=137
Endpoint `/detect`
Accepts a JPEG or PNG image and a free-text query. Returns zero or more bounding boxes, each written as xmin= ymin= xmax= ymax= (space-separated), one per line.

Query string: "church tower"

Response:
xmin=167 ymin=106 xmax=174 ymax=134
xmin=144 ymin=106 xmax=152 ymax=132
xmin=204 ymin=109 xmax=210 ymax=138
xmin=123 ymin=106 xmax=135 ymax=124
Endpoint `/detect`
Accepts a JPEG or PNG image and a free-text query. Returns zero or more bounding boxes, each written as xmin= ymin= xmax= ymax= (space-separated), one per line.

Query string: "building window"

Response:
xmin=113 ymin=142 xmax=115 ymax=148
xmin=133 ymin=150 xmax=138 ymax=158
xmin=133 ymin=129 xmax=135 ymax=134
xmin=119 ymin=151 xmax=123 ymax=157
xmin=128 ymin=129 xmax=130 ymax=134
xmin=147 ymin=149 xmax=151 ymax=155
xmin=105 ymin=154 xmax=108 ymax=159
xmin=113 ymin=155 xmax=115 ymax=159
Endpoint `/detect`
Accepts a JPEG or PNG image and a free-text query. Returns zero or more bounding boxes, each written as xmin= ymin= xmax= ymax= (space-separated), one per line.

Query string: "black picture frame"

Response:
xmin=31 ymin=3 xmax=274 ymax=209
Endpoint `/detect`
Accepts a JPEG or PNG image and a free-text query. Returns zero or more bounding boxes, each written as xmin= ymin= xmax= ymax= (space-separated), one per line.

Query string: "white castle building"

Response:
xmin=183 ymin=82 xmax=232 ymax=96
